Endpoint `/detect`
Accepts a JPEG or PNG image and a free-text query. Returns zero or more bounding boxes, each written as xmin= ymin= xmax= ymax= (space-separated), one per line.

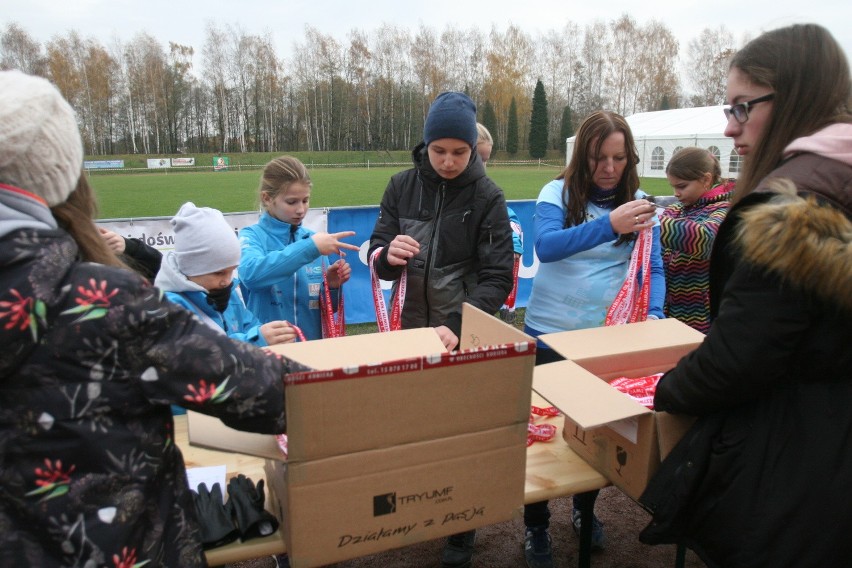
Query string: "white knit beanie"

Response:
xmin=172 ymin=202 xmax=241 ymax=277
xmin=0 ymin=70 xmax=83 ymax=206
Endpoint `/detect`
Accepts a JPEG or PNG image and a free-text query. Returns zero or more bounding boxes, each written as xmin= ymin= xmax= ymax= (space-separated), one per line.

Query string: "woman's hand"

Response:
xmin=385 ymin=235 xmax=420 ymax=267
xmin=326 ymin=259 xmax=351 ymax=288
xmin=610 ymin=199 xmax=657 ymax=235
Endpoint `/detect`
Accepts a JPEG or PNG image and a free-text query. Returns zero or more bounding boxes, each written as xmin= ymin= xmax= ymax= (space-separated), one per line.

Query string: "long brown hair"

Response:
xmin=51 ymin=173 xmax=126 ymax=268
xmin=730 ymin=24 xmax=852 ymax=202
xmin=558 ymin=110 xmax=640 ymax=240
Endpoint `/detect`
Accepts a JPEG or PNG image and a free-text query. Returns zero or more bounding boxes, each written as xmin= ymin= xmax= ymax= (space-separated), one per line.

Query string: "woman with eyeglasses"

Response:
xmin=639 ymin=24 xmax=852 ymax=568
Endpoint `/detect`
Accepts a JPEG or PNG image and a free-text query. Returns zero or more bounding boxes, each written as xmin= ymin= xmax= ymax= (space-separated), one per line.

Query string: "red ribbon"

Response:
xmin=319 ymin=260 xmax=345 ymax=338
xmin=527 ymin=405 xmax=560 ymax=446
xmin=503 ymin=255 xmax=520 ymax=310
xmin=605 ymin=227 xmax=652 ymax=326
xmin=289 ymin=324 xmax=307 ymax=343
xmin=370 ymin=247 xmax=406 ymax=333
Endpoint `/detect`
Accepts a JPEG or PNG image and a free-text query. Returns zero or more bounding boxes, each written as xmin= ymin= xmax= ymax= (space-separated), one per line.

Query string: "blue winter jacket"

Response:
xmin=154 ymin=251 xmax=269 ymax=346
xmin=238 ymin=212 xmax=338 ymax=340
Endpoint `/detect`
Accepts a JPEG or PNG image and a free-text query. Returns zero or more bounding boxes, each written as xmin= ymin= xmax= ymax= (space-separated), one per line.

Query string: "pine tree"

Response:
xmin=481 ymin=100 xmax=498 ymax=148
xmin=507 ymin=97 xmax=519 ymax=155
xmin=559 ymin=105 xmax=574 ymax=155
xmin=528 ymin=80 xmax=548 ymax=158
xmin=659 ymin=94 xmax=672 ymax=110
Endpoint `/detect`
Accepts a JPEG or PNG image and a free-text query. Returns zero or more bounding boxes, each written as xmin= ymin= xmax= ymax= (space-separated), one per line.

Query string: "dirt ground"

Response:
xmin=225 ymin=487 xmax=705 ymax=568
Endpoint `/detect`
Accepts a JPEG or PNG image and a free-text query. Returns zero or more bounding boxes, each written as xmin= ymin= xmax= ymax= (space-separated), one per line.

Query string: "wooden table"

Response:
xmin=175 ymin=392 xmax=608 ymax=566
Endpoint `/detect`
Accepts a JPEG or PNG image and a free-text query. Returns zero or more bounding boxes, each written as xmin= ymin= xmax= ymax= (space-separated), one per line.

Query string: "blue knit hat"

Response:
xmin=423 ymin=92 xmax=478 ymax=148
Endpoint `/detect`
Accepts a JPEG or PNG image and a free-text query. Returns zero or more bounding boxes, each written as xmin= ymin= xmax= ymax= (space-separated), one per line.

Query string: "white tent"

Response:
xmin=565 ymin=106 xmax=741 ymax=179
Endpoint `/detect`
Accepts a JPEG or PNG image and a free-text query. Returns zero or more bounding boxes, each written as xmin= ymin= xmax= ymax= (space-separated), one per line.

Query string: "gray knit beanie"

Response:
xmin=172 ymin=202 xmax=241 ymax=277
xmin=0 ymin=70 xmax=83 ymax=206
xmin=423 ymin=92 xmax=478 ymax=148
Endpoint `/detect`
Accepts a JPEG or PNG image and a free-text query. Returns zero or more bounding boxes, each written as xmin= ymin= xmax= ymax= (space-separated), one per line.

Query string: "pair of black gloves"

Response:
xmin=191 ymin=474 xmax=280 ymax=549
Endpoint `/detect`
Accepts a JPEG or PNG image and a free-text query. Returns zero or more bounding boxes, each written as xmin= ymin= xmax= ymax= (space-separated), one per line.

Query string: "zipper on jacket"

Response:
xmin=424 ymin=183 xmax=446 ymax=325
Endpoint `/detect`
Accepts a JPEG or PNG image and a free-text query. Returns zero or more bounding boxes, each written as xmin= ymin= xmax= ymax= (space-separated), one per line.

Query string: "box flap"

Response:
xmin=186 ymin=411 xmax=284 ymax=460
xmin=532 ymin=360 xmax=650 ymax=429
xmin=266 ymin=327 xmax=445 ymax=368
xmin=540 ymin=319 xmax=704 ymax=376
xmin=459 ymin=303 xmax=535 ymax=349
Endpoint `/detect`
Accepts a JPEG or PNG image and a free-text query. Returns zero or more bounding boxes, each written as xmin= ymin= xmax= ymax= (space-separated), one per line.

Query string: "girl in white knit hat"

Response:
xmin=155 ymin=201 xmax=297 ymax=346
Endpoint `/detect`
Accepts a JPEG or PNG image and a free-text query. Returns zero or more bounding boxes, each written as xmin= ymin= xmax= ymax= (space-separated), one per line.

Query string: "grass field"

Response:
xmin=89 ymin=164 xmax=673 ymax=219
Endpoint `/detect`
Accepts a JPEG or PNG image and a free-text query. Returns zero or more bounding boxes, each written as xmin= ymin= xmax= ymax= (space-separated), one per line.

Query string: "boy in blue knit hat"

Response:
xmin=369 ymin=92 xmax=515 ymax=568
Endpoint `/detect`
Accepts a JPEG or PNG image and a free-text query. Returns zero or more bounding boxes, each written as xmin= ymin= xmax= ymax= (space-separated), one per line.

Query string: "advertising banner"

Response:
xmin=171 ymin=157 xmax=195 ymax=166
xmin=213 ymin=156 xmax=230 ymax=171
xmin=84 ymin=160 xmax=124 ymax=169
xmin=97 ymin=201 xmax=536 ymax=324
xmin=146 ymin=158 xmax=171 ymax=169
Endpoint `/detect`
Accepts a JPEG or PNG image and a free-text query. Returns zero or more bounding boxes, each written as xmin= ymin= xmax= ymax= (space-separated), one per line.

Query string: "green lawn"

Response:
xmin=90 ymin=164 xmax=673 ymax=219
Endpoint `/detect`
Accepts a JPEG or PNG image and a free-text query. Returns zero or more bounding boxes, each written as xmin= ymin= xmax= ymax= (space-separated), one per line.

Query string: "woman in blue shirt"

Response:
xmin=521 ymin=111 xmax=665 ymax=568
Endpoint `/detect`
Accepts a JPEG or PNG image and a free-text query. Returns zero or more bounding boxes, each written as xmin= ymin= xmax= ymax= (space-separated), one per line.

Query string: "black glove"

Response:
xmin=227 ymin=474 xmax=280 ymax=540
xmin=191 ymin=482 xmax=239 ymax=549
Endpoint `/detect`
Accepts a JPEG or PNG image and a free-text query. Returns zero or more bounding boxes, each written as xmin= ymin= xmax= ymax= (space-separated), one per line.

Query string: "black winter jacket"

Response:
xmin=369 ymin=144 xmax=514 ymax=335
xmin=0 ymin=221 xmax=301 ymax=566
xmin=639 ymin=152 xmax=852 ymax=568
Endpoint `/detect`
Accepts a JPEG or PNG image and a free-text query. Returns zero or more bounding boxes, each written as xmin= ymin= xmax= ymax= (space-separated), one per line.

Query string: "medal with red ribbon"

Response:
xmin=605 ymin=226 xmax=652 ymax=326
xmin=504 ymin=255 xmax=520 ymax=310
xmin=369 ymin=247 xmax=406 ymax=333
xmin=527 ymin=405 xmax=560 ymax=447
xmin=319 ymin=260 xmax=345 ymax=338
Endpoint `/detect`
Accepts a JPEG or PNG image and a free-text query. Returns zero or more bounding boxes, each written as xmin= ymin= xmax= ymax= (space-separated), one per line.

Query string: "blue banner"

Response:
xmin=328 ymin=200 xmax=537 ymax=324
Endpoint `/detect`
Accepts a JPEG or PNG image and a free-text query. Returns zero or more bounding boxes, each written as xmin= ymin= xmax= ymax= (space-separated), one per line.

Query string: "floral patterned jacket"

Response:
xmin=0 ymin=225 xmax=298 ymax=567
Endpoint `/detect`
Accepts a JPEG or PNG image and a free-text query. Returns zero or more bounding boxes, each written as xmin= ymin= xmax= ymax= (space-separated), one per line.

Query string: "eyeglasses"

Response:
xmin=723 ymin=93 xmax=774 ymax=124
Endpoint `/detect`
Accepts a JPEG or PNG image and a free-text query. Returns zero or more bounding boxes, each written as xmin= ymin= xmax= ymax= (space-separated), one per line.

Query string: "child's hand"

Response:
xmin=434 ymin=325 xmax=459 ymax=351
xmin=99 ymin=227 xmax=126 ymax=254
xmin=386 ymin=235 xmax=420 ymax=266
xmin=260 ymin=320 xmax=297 ymax=345
xmin=326 ymin=259 xmax=351 ymax=288
xmin=311 ymin=231 xmax=360 ymax=256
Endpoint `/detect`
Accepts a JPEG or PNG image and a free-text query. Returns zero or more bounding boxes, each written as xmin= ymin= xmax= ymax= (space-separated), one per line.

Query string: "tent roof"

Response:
xmin=625 ymin=105 xmax=728 ymax=139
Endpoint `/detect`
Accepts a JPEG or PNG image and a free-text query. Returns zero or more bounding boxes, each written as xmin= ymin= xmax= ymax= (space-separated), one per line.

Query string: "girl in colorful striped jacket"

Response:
xmin=660 ymin=147 xmax=734 ymax=333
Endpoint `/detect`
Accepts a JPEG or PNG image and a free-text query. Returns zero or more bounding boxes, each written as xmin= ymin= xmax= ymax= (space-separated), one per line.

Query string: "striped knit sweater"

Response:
xmin=660 ymin=181 xmax=734 ymax=333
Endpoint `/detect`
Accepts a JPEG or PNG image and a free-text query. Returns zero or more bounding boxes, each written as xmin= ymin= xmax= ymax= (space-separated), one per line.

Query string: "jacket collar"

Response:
xmin=736 ymin=184 xmax=852 ymax=313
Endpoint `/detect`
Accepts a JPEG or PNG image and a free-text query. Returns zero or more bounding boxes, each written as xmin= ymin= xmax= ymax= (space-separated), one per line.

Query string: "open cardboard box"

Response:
xmin=187 ymin=304 xmax=535 ymax=567
xmin=532 ymin=318 xmax=704 ymax=501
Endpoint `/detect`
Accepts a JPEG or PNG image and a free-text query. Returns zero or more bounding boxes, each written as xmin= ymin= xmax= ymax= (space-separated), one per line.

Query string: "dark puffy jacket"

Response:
xmin=369 ymin=144 xmax=514 ymax=334
xmin=640 ymin=152 xmax=852 ymax=568
xmin=0 ymin=226 xmax=301 ymax=567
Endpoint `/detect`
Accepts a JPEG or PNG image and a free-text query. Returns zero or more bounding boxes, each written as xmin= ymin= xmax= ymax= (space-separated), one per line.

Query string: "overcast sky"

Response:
xmin=5 ymin=0 xmax=851 ymax=77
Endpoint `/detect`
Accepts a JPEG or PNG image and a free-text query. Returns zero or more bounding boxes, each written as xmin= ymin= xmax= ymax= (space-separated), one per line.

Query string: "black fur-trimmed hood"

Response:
xmin=736 ymin=181 xmax=852 ymax=314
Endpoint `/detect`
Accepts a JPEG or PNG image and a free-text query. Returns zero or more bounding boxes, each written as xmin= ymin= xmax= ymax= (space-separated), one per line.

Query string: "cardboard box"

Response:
xmin=187 ymin=304 xmax=535 ymax=567
xmin=532 ymin=318 xmax=704 ymax=501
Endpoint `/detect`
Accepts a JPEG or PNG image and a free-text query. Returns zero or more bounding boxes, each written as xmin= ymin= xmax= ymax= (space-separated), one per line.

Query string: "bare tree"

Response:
xmin=633 ymin=20 xmax=680 ymax=113
xmin=534 ymin=25 xmax=581 ymax=149
xmin=202 ymin=23 xmax=231 ymax=153
xmin=686 ymin=26 xmax=736 ymax=106
xmin=1 ymin=22 xmax=45 ymax=74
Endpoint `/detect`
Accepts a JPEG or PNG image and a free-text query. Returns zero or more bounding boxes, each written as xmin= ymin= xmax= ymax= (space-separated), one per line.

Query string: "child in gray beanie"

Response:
xmin=155 ymin=202 xmax=297 ymax=347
